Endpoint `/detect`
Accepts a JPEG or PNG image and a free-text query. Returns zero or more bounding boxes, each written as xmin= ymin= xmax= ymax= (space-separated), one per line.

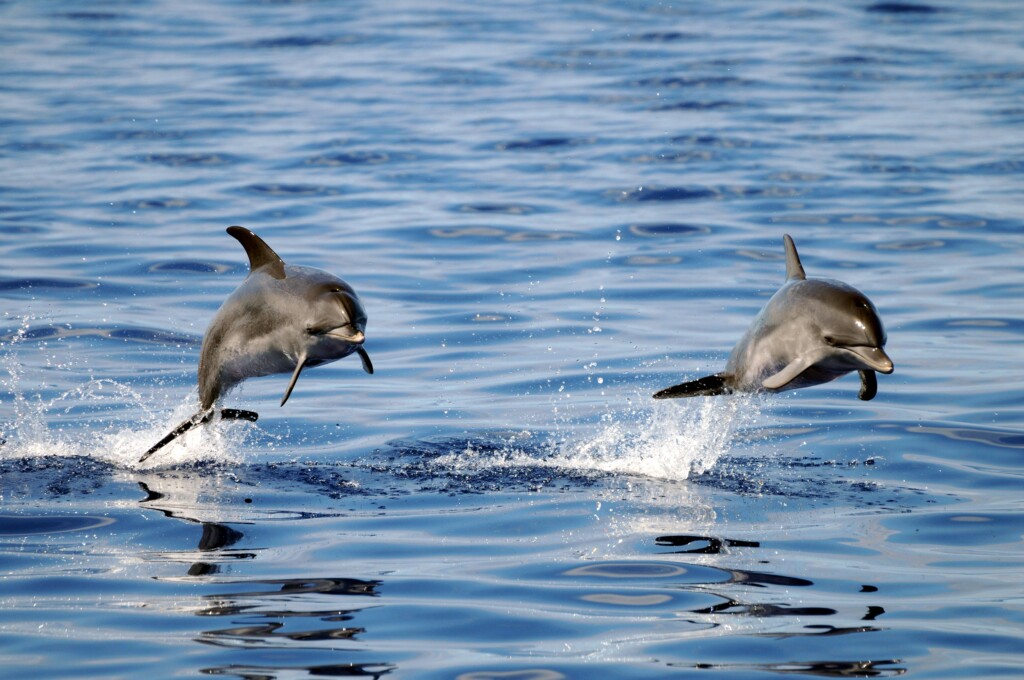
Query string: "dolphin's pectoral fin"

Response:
xmin=227 ymin=226 xmax=286 ymax=280
xmin=139 ymin=409 xmax=214 ymax=464
xmin=782 ymin=234 xmax=806 ymax=281
xmin=281 ymin=358 xmax=307 ymax=407
xmin=357 ymin=347 xmax=374 ymax=375
xmin=653 ymin=374 xmax=731 ymax=399
xmin=761 ymin=348 xmax=832 ymax=391
xmin=857 ymin=370 xmax=878 ymax=401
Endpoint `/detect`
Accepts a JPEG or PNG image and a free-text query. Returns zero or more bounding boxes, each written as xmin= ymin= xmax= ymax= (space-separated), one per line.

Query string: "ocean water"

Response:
xmin=1 ymin=1 xmax=1023 ymax=677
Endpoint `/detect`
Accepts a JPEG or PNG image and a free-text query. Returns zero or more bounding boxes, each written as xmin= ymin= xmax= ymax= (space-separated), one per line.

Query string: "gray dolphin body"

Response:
xmin=653 ymin=234 xmax=893 ymax=402
xmin=140 ymin=226 xmax=372 ymax=463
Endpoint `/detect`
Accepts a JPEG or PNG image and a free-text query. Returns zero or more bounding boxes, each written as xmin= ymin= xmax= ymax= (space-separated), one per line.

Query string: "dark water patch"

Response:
xmin=0 ymin=323 xmax=199 ymax=346
xmin=627 ymin=149 xmax=716 ymax=164
xmin=148 ymin=260 xmax=233 ymax=275
xmin=247 ymin=461 xmax=388 ymax=500
xmin=633 ymin=75 xmax=753 ymax=89
xmin=139 ymin=152 xmax=241 ymax=167
xmin=851 ymin=158 xmax=940 ymax=175
xmin=651 ymin=100 xmax=740 ymax=112
xmin=628 ymin=223 xmax=711 ymax=238
xmin=0 ymin=224 xmax=46 ymax=236
xmin=425 ymin=225 xmax=575 ymax=242
xmin=1 ymin=140 xmax=71 ymax=154
xmin=237 ymin=35 xmax=369 ymax=50
xmin=669 ymin=134 xmax=763 ymax=149
xmin=874 ymin=238 xmax=947 ymax=251
xmin=452 ymin=203 xmax=545 ymax=215
xmin=115 ymin=198 xmax=194 ymax=210
xmin=419 ymin=66 xmax=505 ymax=87
xmin=0 ymin=456 xmax=115 ymax=499
xmin=494 ymin=137 xmax=583 ymax=152
xmin=866 ymin=2 xmax=942 ymax=14
xmin=304 ymin=151 xmax=396 ymax=166
xmin=614 ymin=186 xmax=717 ymax=202
xmin=107 ymin=327 xmax=198 ymax=345
xmin=107 ymin=128 xmax=212 ymax=142
xmin=617 ymin=254 xmax=683 ymax=266
xmin=961 ymin=159 xmax=1024 ymax=175
xmin=53 ymin=11 xmax=123 ymax=21
xmin=0 ymin=277 xmax=98 ymax=292
xmin=241 ymin=76 xmax=353 ymax=90
xmin=357 ymin=436 xmax=602 ymax=494
xmin=240 ymin=183 xmax=341 ymax=197
xmin=630 ymin=31 xmax=699 ymax=42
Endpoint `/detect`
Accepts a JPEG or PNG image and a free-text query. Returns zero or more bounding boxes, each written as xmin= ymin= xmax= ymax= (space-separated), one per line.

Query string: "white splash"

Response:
xmin=430 ymin=394 xmax=760 ymax=482
xmin=556 ymin=395 xmax=758 ymax=480
xmin=1 ymin=318 xmax=251 ymax=469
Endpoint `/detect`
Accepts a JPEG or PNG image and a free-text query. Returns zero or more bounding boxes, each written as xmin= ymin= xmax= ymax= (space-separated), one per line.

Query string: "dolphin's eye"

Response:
xmin=823 ymin=335 xmax=835 ymax=345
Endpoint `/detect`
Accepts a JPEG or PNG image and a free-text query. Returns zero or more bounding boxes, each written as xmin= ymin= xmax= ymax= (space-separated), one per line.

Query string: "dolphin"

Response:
xmin=653 ymin=234 xmax=893 ymax=402
xmin=140 ymin=226 xmax=373 ymax=463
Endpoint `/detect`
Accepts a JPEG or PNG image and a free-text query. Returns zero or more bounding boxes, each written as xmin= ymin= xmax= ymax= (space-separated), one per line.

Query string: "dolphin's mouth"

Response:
xmin=324 ymin=327 xmax=365 ymax=344
xmin=842 ymin=345 xmax=893 ymax=374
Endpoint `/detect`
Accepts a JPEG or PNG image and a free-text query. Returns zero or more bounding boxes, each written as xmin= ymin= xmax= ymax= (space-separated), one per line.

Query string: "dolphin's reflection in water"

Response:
xmin=139 ymin=480 xmax=255 ymax=576
xmin=138 ymin=475 xmax=393 ymax=677
xmin=684 ymin=659 xmax=906 ymax=677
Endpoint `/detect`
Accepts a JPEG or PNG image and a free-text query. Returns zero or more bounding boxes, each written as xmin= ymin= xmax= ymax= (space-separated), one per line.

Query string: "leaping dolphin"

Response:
xmin=140 ymin=226 xmax=373 ymax=463
xmin=653 ymin=234 xmax=893 ymax=402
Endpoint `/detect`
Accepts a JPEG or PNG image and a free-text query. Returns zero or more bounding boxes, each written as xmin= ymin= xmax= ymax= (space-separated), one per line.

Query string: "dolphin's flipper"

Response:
xmin=281 ymin=358 xmax=307 ymax=406
xmin=761 ymin=347 xmax=832 ymax=390
xmin=357 ymin=347 xmax=374 ymax=375
xmin=857 ymin=370 xmax=878 ymax=401
xmin=139 ymin=408 xmax=260 ymax=464
xmin=653 ymin=374 xmax=731 ymax=399
xmin=782 ymin=234 xmax=806 ymax=281
xmin=227 ymin=226 xmax=286 ymax=280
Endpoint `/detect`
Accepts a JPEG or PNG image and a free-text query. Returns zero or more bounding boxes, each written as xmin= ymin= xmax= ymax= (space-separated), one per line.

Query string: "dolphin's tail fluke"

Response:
xmin=139 ymin=408 xmax=258 ymax=464
xmin=653 ymin=373 xmax=731 ymax=399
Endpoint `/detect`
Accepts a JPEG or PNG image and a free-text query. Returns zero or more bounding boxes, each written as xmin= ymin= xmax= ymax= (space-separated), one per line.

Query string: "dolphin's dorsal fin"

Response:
xmin=227 ymin=226 xmax=286 ymax=280
xmin=782 ymin=234 xmax=806 ymax=281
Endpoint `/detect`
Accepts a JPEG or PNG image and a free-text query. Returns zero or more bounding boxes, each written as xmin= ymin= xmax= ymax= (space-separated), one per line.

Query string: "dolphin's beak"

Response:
xmin=845 ymin=346 xmax=893 ymax=374
xmin=326 ymin=328 xmax=365 ymax=344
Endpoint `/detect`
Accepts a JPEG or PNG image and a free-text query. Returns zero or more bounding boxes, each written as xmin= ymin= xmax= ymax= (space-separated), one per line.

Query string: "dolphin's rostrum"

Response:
xmin=140 ymin=226 xmax=372 ymax=463
xmin=653 ymin=234 xmax=893 ymax=401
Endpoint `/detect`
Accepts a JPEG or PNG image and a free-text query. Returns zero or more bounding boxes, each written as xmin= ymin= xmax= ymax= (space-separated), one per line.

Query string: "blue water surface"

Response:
xmin=2 ymin=1 xmax=1023 ymax=678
